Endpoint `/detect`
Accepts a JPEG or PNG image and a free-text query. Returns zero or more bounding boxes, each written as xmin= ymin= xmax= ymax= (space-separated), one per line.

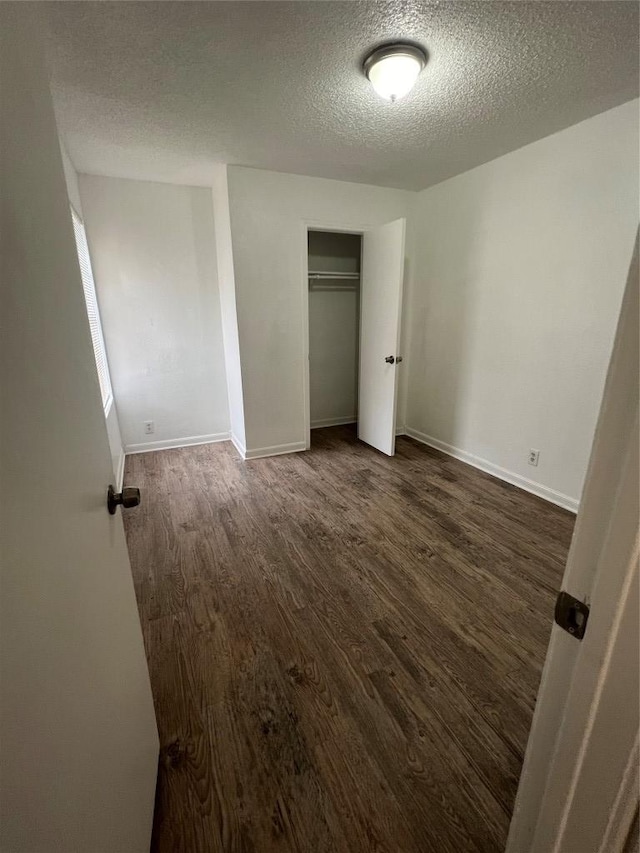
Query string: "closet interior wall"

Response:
xmin=308 ymin=231 xmax=361 ymax=430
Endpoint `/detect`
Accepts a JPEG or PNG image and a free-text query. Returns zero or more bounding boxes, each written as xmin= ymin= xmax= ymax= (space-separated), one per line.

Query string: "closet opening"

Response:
xmin=307 ymin=229 xmax=362 ymax=446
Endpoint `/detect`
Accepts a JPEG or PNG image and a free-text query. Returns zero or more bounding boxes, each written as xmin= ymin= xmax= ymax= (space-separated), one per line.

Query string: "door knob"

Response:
xmin=108 ymin=484 xmax=141 ymax=515
xmin=385 ymin=356 xmax=395 ymax=364
xmin=396 ymin=356 xmax=403 ymax=363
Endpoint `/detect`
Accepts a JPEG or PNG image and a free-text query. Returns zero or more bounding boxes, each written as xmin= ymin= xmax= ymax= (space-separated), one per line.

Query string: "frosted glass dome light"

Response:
xmin=363 ymin=43 xmax=427 ymax=102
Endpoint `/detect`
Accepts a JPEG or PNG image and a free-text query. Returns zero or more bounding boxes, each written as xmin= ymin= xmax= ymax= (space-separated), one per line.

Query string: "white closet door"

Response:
xmin=358 ymin=218 xmax=406 ymax=456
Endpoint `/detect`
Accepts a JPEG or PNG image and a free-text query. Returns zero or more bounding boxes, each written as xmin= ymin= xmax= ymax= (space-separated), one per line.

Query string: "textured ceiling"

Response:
xmin=44 ymin=1 xmax=639 ymax=191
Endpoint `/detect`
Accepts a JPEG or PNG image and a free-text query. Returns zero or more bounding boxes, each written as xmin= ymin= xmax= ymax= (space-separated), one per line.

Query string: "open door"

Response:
xmin=1 ymin=9 xmax=158 ymax=852
xmin=358 ymin=218 xmax=406 ymax=455
xmin=507 ymin=236 xmax=639 ymax=853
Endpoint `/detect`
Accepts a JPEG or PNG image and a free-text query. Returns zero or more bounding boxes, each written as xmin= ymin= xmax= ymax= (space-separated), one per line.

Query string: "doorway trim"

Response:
xmin=301 ymin=218 xmax=371 ymax=450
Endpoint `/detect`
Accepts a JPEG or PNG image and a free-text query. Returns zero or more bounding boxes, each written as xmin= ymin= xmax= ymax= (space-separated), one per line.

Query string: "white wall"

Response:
xmin=308 ymin=231 xmax=360 ymax=427
xmin=227 ymin=167 xmax=411 ymax=454
xmin=211 ymin=166 xmax=246 ymax=453
xmin=309 ymin=290 xmax=359 ymax=427
xmin=59 ymin=143 xmax=125 ymax=483
xmin=405 ymin=100 xmax=639 ymax=510
xmin=78 ymin=175 xmax=231 ymax=452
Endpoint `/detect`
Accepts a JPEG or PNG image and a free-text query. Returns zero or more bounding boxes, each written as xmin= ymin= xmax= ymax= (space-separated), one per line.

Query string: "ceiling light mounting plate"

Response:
xmin=363 ymin=42 xmax=427 ymax=102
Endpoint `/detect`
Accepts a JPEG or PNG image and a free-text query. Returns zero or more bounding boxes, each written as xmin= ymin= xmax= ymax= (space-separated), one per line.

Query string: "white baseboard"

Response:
xmin=403 ymin=426 xmax=579 ymax=513
xmin=309 ymin=420 xmax=405 ymax=434
xmin=125 ymin=431 xmax=231 ymax=455
xmin=231 ymin=433 xmax=246 ymax=460
xmin=244 ymin=440 xmax=307 ymax=460
xmin=311 ymin=416 xmax=357 ymax=429
xmin=115 ymin=449 xmax=126 ymax=491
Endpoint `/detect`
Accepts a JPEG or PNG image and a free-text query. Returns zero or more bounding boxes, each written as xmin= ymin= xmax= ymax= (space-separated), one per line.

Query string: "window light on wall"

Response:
xmin=70 ymin=207 xmax=114 ymax=413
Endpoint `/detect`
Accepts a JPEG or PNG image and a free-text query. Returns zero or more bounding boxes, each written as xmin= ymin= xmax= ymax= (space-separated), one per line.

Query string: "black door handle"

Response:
xmin=554 ymin=591 xmax=589 ymax=640
xmin=108 ymin=485 xmax=141 ymax=515
xmin=385 ymin=356 xmax=395 ymax=364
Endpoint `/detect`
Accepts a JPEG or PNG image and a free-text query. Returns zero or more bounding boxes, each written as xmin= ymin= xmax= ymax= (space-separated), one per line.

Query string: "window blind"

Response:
xmin=70 ymin=207 xmax=113 ymax=411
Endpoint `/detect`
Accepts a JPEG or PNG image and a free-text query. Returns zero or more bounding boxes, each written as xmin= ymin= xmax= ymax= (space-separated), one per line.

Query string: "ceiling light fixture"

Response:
xmin=363 ymin=42 xmax=427 ymax=102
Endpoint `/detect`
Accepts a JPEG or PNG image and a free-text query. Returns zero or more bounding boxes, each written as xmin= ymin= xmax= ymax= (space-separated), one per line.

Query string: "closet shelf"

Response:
xmin=308 ymin=270 xmax=360 ymax=280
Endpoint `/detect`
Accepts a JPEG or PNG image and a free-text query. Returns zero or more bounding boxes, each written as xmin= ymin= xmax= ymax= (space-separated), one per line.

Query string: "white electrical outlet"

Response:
xmin=144 ymin=420 xmax=155 ymax=435
xmin=528 ymin=448 xmax=540 ymax=467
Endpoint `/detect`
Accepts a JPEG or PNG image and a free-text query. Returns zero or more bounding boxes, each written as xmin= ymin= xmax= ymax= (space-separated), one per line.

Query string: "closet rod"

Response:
xmin=309 ymin=284 xmax=358 ymax=292
xmin=308 ymin=271 xmax=360 ymax=280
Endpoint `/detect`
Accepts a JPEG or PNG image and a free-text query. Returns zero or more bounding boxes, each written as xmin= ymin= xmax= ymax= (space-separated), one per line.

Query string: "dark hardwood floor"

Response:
xmin=123 ymin=425 xmax=574 ymax=853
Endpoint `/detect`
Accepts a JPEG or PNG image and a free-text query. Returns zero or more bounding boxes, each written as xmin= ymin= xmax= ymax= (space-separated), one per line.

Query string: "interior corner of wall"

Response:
xmin=58 ymin=136 xmax=84 ymax=217
xmin=210 ymin=163 xmax=248 ymax=449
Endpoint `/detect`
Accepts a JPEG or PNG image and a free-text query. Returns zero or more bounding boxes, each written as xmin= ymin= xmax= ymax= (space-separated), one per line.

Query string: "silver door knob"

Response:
xmin=108 ymin=485 xmax=141 ymax=514
xmin=385 ymin=356 xmax=395 ymax=364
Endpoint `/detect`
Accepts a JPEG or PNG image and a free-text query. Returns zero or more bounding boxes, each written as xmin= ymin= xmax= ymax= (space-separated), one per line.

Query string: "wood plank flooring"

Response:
xmin=123 ymin=425 xmax=574 ymax=853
